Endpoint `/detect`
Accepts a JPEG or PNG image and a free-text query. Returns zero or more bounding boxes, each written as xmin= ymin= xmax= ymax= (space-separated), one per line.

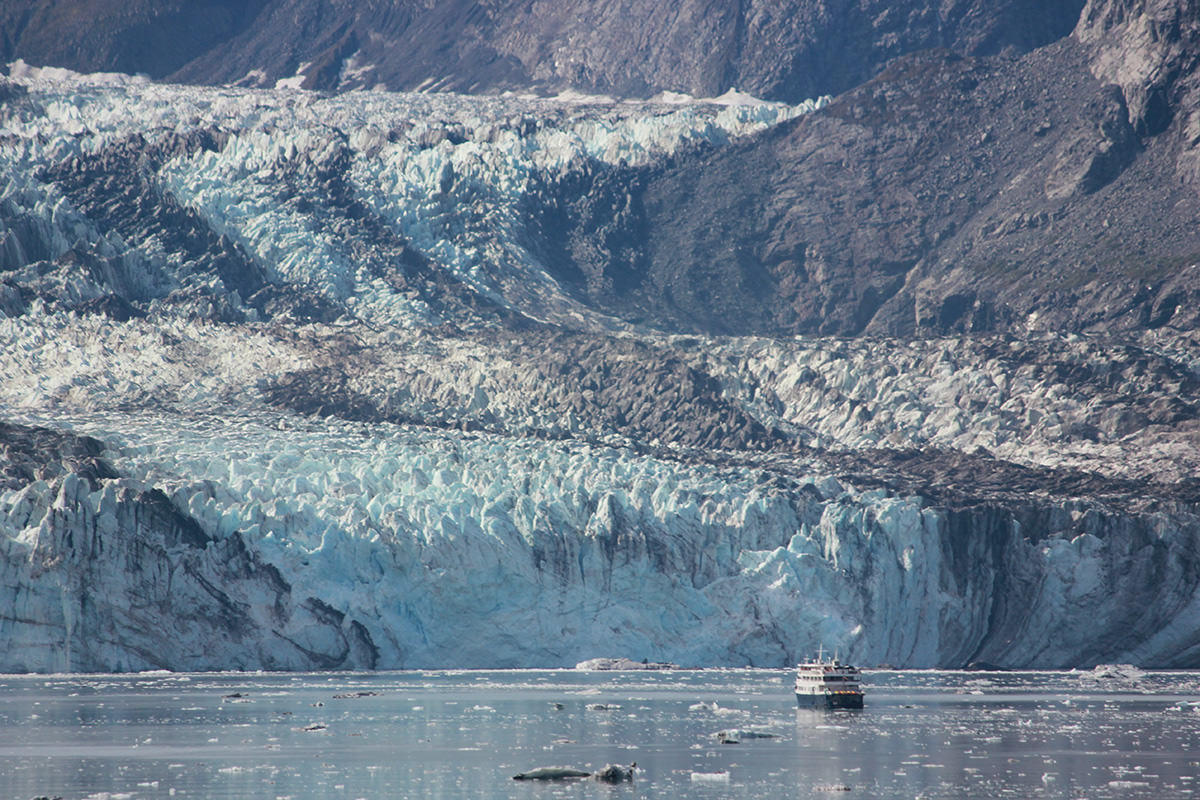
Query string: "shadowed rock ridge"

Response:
xmin=2 ymin=1 xmax=1085 ymax=101
xmin=533 ymin=34 xmax=1200 ymax=337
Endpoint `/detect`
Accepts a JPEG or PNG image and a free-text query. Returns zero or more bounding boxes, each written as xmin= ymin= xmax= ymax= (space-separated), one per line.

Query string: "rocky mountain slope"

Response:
xmin=531 ymin=35 xmax=1200 ymax=338
xmin=3 ymin=0 xmax=1085 ymax=100
xmin=1 ymin=0 xmax=1199 ymax=671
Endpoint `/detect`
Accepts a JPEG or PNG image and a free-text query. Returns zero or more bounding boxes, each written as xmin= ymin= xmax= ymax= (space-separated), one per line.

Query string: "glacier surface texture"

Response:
xmin=2 ymin=66 xmax=1200 ymax=671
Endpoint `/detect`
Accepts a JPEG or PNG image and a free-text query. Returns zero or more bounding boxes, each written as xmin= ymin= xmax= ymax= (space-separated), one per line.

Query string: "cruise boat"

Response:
xmin=794 ymin=649 xmax=864 ymax=710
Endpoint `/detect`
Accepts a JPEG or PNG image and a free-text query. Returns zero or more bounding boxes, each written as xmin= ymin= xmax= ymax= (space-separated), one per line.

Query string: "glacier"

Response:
xmin=5 ymin=404 xmax=1200 ymax=671
xmin=2 ymin=66 xmax=1200 ymax=672
xmin=1 ymin=64 xmax=822 ymax=329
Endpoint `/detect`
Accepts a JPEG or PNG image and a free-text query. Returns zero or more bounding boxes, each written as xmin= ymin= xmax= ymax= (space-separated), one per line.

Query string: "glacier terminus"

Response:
xmin=1 ymin=60 xmax=1200 ymax=673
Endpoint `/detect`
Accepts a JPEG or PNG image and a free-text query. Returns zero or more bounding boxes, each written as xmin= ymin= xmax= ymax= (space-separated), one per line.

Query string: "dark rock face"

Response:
xmin=535 ymin=38 xmax=1200 ymax=337
xmin=1075 ymin=0 xmax=1200 ymax=137
xmin=3 ymin=0 xmax=1083 ymax=102
xmin=0 ymin=0 xmax=269 ymax=79
xmin=0 ymin=422 xmax=118 ymax=490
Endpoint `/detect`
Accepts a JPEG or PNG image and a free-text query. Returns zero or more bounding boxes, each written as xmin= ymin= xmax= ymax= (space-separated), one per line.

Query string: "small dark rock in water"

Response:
xmin=551 ymin=702 xmax=565 ymax=710
xmin=591 ymin=763 xmax=636 ymax=783
xmin=301 ymin=723 xmax=327 ymax=732
xmin=512 ymin=766 xmax=592 ymax=781
xmin=222 ymin=692 xmax=248 ymax=699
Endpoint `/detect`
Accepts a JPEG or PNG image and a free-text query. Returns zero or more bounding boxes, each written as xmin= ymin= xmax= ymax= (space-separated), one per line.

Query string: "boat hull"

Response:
xmin=795 ymin=691 xmax=864 ymax=710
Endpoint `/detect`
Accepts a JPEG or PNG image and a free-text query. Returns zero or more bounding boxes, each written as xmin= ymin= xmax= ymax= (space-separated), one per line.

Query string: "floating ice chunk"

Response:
xmin=715 ymin=728 xmax=778 ymax=743
xmin=691 ymin=771 xmax=731 ymax=782
xmin=1089 ymin=663 xmax=1145 ymax=682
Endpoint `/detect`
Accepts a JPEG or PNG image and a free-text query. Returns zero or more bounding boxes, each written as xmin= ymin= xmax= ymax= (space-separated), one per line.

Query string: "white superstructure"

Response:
xmin=794 ymin=649 xmax=864 ymax=709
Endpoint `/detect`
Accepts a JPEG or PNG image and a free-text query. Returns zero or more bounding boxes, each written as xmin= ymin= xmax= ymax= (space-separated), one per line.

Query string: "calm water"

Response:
xmin=1 ymin=668 xmax=1198 ymax=799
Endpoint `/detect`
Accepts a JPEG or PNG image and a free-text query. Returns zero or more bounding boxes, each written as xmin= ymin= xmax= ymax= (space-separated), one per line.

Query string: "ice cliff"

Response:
xmin=5 ymin=406 xmax=1200 ymax=671
xmin=2 ymin=66 xmax=1200 ymax=671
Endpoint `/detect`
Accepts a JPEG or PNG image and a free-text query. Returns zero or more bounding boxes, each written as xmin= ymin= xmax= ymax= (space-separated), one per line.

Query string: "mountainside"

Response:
xmin=550 ymin=38 xmax=1200 ymax=338
xmin=1 ymin=0 xmax=1200 ymax=671
xmin=2 ymin=0 xmax=1085 ymax=100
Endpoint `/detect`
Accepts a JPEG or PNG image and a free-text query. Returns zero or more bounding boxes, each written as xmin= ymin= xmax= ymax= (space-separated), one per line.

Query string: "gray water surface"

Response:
xmin=1 ymin=668 xmax=1198 ymax=798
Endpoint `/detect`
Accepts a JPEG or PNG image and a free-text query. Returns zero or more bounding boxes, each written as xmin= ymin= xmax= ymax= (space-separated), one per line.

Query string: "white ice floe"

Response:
xmin=691 ymin=771 xmax=731 ymax=782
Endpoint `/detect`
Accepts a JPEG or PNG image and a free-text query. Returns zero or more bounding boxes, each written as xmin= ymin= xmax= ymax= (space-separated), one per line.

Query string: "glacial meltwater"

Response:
xmin=1 ymin=668 xmax=1198 ymax=799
